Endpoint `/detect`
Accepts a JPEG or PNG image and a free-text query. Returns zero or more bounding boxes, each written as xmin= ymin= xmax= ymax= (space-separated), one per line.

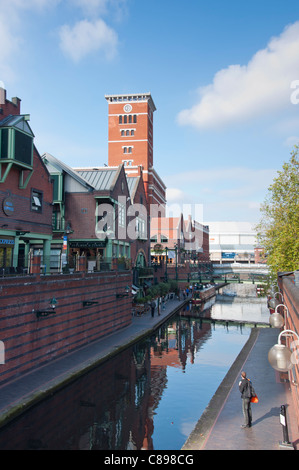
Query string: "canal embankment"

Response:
xmin=1 ymin=284 xmax=297 ymax=450
xmin=0 ymin=295 xmax=188 ymax=428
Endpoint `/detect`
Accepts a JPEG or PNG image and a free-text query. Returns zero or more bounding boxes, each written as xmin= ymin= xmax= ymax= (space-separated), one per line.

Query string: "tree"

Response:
xmin=255 ymin=146 xmax=299 ymax=277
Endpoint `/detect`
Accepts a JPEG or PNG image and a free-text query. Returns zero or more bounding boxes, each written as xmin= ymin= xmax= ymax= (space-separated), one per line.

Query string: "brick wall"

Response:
xmin=278 ymin=274 xmax=299 ymax=430
xmin=0 ymin=271 xmax=132 ymax=386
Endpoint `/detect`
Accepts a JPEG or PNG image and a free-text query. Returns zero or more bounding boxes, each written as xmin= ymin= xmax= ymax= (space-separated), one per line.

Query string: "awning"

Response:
xmin=132 ymin=284 xmax=140 ymax=295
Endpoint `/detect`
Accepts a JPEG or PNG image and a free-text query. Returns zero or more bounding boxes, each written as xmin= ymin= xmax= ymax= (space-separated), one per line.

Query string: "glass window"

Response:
xmin=119 ymin=115 xmax=122 ymax=124
xmin=0 ymin=129 xmax=9 ymax=159
xmin=31 ymin=190 xmax=43 ymax=213
xmin=14 ymin=130 xmax=33 ymax=166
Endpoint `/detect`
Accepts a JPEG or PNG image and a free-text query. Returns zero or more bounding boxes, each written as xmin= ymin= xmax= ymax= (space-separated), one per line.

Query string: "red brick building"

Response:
xmin=0 ymin=88 xmax=53 ymax=273
xmin=105 ymin=93 xmax=167 ymax=214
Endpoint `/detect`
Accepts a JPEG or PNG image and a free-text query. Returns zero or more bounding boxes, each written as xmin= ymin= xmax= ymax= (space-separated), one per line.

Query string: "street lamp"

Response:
xmin=268 ymin=329 xmax=299 ymax=372
xmin=268 ymin=291 xmax=283 ymax=309
xmin=269 ymin=304 xmax=288 ymax=329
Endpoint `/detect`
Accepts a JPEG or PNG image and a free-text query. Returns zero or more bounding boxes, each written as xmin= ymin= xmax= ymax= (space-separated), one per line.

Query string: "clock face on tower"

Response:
xmin=123 ymin=104 xmax=132 ymax=113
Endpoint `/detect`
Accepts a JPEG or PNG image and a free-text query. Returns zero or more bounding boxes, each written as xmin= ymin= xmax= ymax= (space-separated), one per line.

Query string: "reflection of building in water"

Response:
xmin=211 ymin=298 xmax=269 ymax=324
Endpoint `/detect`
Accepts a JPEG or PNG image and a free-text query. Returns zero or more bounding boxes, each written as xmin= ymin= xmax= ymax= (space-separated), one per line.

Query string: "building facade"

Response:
xmin=206 ymin=221 xmax=257 ymax=264
xmin=0 ymin=88 xmax=53 ymax=273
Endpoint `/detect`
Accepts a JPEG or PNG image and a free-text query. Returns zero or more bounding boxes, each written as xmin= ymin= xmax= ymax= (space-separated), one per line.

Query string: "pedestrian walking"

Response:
xmin=151 ymin=299 xmax=156 ymax=318
xmin=157 ymin=297 xmax=161 ymax=316
xmin=239 ymin=371 xmax=256 ymax=428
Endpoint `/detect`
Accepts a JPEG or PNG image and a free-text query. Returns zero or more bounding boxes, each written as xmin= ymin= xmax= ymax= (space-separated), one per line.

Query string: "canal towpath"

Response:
xmin=0 ymin=294 xmax=298 ymax=451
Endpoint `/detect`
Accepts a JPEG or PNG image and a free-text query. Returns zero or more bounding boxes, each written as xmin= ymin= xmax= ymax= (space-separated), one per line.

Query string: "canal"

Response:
xmin=0 ymin=292 xmax=269 ymax=450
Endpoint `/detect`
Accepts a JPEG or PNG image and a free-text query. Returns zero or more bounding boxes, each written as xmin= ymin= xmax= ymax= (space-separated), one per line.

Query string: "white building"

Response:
xmin=204 ymin=221 xmax=257 ymax=264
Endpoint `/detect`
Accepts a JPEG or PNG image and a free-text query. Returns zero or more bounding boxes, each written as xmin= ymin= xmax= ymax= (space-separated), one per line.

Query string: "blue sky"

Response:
xmin=1 ymin=0 xmax=299 ymax=224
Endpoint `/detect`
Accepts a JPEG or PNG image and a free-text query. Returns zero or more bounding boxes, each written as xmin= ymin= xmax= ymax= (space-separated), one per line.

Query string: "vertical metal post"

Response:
xmin=279 ymin=405 xmax=294 ymax=449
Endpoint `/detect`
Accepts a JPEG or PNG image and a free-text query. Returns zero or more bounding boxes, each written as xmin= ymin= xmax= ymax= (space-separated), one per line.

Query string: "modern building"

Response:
xmin=105 ymin=93 xmax=167 ymax=214
xmin=205 ymin=221 xmax=257 ymax=263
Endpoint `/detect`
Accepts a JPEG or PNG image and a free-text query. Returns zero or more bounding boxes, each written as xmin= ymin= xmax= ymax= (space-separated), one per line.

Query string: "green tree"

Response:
xmin=255 ymin=146 xmax=299 ymax=277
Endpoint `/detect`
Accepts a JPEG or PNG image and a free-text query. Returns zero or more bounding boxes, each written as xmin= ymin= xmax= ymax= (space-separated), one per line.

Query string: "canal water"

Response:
xmin=0 ymin=293 xmax=268 ymax=450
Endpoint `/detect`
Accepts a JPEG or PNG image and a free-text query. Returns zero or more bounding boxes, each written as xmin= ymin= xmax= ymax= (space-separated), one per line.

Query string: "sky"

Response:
xmin=1 ymin=0 xmax=299 ymax=225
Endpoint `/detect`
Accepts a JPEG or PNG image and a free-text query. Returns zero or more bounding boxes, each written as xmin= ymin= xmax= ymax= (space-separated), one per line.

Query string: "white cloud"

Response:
xmin=59 ymin=18 xmax=118 ymax=62
xmin=0 ymin=0 xmax=61 ymax=82
xmin=69 ymin=0 xmax=109 ymax=17
xmin=177 ymin=21 xmax=299 ymax=130
xmin=284 ymin=136 xmax=299 ymax=148
xmin=164 ymin=167 xmax=276 ymax=222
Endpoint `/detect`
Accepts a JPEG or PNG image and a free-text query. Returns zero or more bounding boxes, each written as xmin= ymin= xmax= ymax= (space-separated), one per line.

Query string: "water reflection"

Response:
xmin=0 ymin=300 xmax=253 ymax=450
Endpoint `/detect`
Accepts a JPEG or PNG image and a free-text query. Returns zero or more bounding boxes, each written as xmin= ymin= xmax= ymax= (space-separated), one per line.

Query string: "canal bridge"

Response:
xmin=188 ymin=263 xmax=269 ymax=285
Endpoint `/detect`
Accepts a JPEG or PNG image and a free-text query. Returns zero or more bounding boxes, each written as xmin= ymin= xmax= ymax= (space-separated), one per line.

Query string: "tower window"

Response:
xmin=123 ymin=147 xmax=133 ymax=154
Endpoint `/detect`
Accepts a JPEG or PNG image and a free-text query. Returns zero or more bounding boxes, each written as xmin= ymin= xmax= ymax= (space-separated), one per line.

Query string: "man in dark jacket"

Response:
xmin=239 ymin=371 xmax=256 ymax=428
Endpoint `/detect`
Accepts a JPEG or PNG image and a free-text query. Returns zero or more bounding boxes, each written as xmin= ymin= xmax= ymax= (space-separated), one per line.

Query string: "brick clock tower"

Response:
xmin=105 ymin=93 xmax=166 ymax=214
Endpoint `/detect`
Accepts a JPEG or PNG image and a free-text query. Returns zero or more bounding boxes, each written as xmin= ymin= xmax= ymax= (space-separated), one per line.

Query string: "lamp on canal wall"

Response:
xmin=268 ymin=291 xmax=283 ymax=309
xmin=34 ymin=298 xmax=58 ymax=318
xmin=116 ymin=285 xmax=130 ymax=298
xmin=268 ymin=329 xmax=299 ymax=372
xmin=269 ymin=304 xmax=288 ymax=329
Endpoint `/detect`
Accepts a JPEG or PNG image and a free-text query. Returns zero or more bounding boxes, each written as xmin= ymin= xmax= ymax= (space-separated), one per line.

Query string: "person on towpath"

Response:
xmin=239 ymin=371 xmax=257 ymax=428
xmin=151 ymin=300 xmax=156 ymax=318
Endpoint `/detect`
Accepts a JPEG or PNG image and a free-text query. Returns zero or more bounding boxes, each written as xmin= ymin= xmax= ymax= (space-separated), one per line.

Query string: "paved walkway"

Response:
xmin=182 ymin=327 xmax=299 ymax=451
xmin=0 ymin=297 xmax=298 ymax=451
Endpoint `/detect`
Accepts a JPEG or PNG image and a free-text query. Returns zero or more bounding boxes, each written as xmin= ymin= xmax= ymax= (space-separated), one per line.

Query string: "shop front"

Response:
xmin=0 ymin=236 xmax=14 ymax=272
xmin=68 ymin=239 xmax=108 ymax=272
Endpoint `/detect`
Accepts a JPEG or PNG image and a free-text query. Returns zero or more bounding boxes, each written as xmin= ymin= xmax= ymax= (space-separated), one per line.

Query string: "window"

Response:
xmin=119 ymin=115 xmax=122 ymax=124
xmin=14 ymin=130 xmax=32 ymax=166
xmin=0 ymin=128 xmax=33 ymax=166
xmin=31 ymin=190 xmax=43 ymax=213
xmin=0 ymin=129 xmax=9 ymax=159
xmin=133 ymin=115 xmax=137 ymax=123
xmin=161 ymin=235 xmax=168 ymax=243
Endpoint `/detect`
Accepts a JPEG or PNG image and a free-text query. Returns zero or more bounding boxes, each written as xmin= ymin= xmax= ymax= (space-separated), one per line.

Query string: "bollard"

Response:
xmin=279 ymin=405 xmax=294 ymax=449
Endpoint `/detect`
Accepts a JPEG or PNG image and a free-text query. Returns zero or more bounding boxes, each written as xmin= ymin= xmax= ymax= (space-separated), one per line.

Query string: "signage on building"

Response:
xmin=0 ymin=238 xmax=14 ymax=245
xmin=222 ymin=252 xmax=235 ymax=259
xmin=69 ymin=240 xmax=107 ymax=249
xmin=2 ymin=198 xmax=14 ymax=216
xmin=62 ymin=235 xmax=68 ymax=252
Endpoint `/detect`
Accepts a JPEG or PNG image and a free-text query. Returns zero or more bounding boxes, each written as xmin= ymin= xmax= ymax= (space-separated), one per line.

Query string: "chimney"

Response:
xmin=0 ymin=87 xmax=6 ymax=106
